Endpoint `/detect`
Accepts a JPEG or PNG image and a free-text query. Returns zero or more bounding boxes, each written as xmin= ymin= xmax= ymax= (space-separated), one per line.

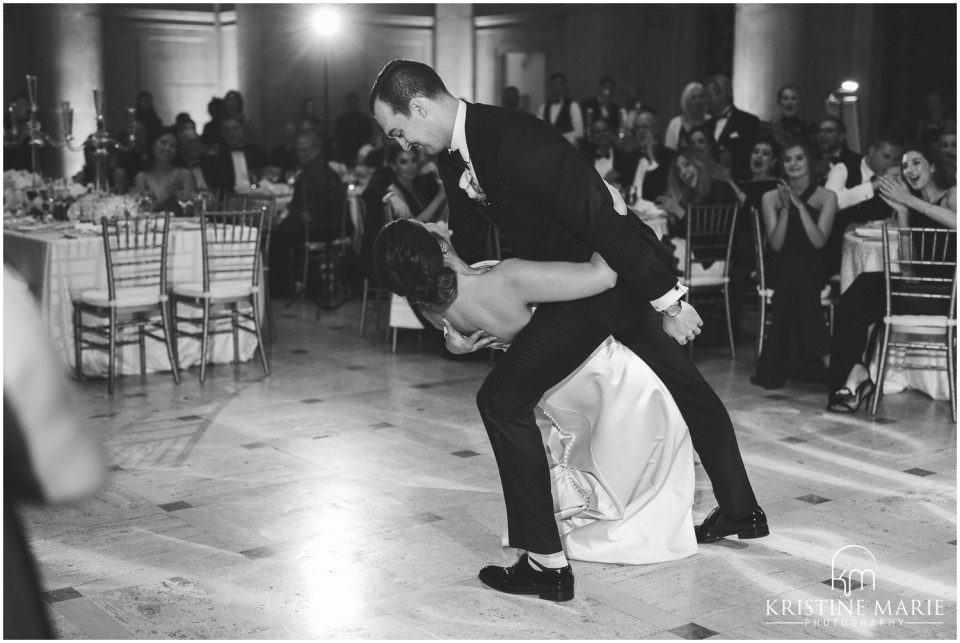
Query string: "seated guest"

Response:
xmin=270 ymin=122 xmax=299 ymax=175
xmin=938 ymin=131 xmax=957 ymax=186
xmin=664 ymin=82 xmax=707 ymax=151
xmin=223 ymin=89 xmax=258 ymax=144
xmin=816 ymin=115 xmax=861 ymax=184
xmin=335 ymin=92 xmax=374 ymax=167
xmin=827 ymin=143 xmax=957 ymax=412
xmin=176 ymin=129 xmax=213 ymax=191
xmin=657 ymin=146 xmax=739 ymax=238
xmin=770 ymin=84 xmax=813 ymax=146
xmin=74 ymin=139 xmax=119 ymax=190
xmin=580 ymin=118 xmax=631 ymax=186
xmin=822 ymin=132 xmax=904 ymax=276
xmin=207 ymin=116 xmax=268 ymax=193
xmin=537 ymin=72 xmax=584 ymax=147
xmin=737 ymin=135 xmax=782 ymax=211
xmin=704 ymin=73 xmax=760 ymax=182
xmin=752 ymin=141 xmax=837 ymax=389
xmin=269 ymin=131 xmax=346 ymax=297
xmin=114 ymin=120 xmax=150 ymax=194
xmin=581 ymin=76 xmax=622 ymax=133
xmin=619 ymin=108 xmax=674 ymax=203
xmin=133 ymin=127 xmax=196 ymax=214
xmin=360 ymin=143 xmax=446 ymax=281
xmin=688 ymin=121 xmax=720 ymax=165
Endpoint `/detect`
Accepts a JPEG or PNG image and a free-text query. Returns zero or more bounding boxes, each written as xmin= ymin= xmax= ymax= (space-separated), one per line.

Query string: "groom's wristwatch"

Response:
xmin=661 ymin=301 xmax=683 ymax=317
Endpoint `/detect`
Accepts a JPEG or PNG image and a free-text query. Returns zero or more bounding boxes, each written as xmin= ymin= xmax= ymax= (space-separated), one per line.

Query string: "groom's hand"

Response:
xmin=661 ymin=302 xmax=704 ymax=345
xmin=442 ymin=318 xmax=501 ymax=354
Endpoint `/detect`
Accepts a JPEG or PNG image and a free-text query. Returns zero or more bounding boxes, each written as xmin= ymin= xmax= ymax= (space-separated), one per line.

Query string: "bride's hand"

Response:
xmin=441 ymin=318 xmax=500 ymax=354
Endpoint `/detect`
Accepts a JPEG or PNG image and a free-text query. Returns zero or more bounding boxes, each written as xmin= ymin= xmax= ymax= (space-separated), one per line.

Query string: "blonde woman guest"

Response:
xmin=664 ymin=83 xmax=707 ymax=151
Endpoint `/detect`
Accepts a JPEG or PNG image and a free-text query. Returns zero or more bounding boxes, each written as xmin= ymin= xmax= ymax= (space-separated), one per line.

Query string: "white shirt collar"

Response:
xmin=450 ymin=100 xmax=470 ymax=164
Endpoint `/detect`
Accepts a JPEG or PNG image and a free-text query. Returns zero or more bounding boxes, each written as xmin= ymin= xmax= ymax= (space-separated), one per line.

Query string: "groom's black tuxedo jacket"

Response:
xmin=439 ymin=102 xmax=679 ymax=332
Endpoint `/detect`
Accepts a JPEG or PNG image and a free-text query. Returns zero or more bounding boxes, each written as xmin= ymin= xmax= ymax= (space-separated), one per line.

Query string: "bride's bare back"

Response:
xmin=421 ymin=256 xmax=617 ymax=343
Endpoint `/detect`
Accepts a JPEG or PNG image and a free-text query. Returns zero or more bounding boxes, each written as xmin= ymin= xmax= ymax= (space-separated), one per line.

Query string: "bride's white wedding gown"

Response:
xmin=536 ymin=336 xmax=697 ymax=564
xmin=468 ymin=260 xmax=696 ymax=564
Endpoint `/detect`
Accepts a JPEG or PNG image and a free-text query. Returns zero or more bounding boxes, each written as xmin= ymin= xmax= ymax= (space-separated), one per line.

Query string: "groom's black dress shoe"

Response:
xmin=695 ymin=506 xmax=769 ymax=543
xmin=478 ymin=553 xmax=574 ymax=602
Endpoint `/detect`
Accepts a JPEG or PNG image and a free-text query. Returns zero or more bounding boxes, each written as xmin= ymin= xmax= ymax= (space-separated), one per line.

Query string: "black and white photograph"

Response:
xmin=3 ymin=2 xmax=956 ymax=639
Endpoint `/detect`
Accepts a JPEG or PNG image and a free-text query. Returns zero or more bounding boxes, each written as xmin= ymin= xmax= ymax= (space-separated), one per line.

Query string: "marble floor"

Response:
xmin=20 ymin=297 xmax=957 ymax=640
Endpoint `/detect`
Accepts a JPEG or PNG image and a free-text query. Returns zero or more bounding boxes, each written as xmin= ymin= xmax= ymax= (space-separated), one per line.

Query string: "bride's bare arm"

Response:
xmin=497 ymin=252 xmax=617 ymax=305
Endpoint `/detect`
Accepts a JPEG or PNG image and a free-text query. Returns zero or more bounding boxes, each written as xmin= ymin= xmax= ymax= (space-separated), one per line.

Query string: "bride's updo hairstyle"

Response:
xmin=373 ymin=219 xmax=458 ymax=307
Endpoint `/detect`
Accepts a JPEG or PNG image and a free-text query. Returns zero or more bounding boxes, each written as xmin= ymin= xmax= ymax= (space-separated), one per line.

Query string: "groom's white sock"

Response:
xmin=527 ymin=551 xmax=569 ymax=570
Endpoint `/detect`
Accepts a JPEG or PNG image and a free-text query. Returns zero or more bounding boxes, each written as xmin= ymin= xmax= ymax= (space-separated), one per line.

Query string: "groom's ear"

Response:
xmin=409 ymin=97 xmax=428 ymax=120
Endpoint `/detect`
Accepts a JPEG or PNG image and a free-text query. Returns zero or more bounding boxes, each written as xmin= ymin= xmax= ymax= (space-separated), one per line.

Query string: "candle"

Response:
xmin=92 ymin=88 xmax=103 ymax=119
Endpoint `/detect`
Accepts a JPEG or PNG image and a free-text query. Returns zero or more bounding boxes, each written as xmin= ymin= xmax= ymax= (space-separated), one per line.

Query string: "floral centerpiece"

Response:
xmin=3 ymin=170 xmax=91 ymax=218
xmin=67 ymin=192 xmax=144 ymax=223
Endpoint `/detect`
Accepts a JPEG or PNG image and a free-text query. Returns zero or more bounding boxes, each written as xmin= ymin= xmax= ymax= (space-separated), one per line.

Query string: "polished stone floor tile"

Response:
xmin=17 ymin=299 xmax=955 ymax=639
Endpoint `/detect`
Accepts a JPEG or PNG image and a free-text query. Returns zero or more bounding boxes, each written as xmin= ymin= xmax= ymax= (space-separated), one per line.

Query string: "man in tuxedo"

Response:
xmin=208 ymin=115 xmax=268 ymax=193
xmin=620 ymin=109 xmax=674 ymax=203
xmin=704 ymin=74 xmax=760 ymax=182
xmin=816 ymin=116 xmax=863 ymax=185
xmin=579 ymin=118 xmax=633 ymax=185
xmin=370 ymin=60 xmax=766 ymax=602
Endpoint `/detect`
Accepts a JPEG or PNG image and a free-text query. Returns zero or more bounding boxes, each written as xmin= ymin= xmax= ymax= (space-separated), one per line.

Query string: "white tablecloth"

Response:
xmin=4 ymin=223 xmax=261 ymax=378
xmin=839 ymin=227 xmax=947 ymax=401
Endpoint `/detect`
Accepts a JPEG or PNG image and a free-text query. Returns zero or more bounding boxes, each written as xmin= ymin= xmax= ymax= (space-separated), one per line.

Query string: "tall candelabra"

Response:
xmin=3 ymin=74 xmax=135 ymax=193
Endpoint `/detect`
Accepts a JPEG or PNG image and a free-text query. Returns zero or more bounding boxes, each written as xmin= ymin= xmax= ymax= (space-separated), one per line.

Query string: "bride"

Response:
xmin=373 ymin=218 xmax=697 ymax=564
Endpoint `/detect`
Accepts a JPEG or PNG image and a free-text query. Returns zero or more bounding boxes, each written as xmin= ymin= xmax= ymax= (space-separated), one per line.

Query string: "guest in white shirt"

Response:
xmin=537 ymin=72 xmax=584 ymax=147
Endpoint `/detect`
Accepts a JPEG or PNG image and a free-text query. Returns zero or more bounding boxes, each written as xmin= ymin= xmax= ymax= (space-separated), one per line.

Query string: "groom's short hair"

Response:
xmin=369 ymin=59 xmax=450 ymax=116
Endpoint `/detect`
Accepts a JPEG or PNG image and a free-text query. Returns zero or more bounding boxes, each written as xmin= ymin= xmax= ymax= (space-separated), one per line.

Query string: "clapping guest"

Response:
xmin=937 ymin=131 xmax=957 ymax=186
xmin=657 ymin=146 xmax=739 ymax=237
xmin=752 ymin=141 xmax=837 ymax=389
xmin=827 ymin=143 xmax=956 ymax=413
xmin=664 ymin=82 xmax=708 ymax=151
xmin=770 ymin=84 xmax=813 ymax=146
xmin=133 ymin=127 xmax=196 ymax=214
xmin=822 ymin=132 xmax=904 ymax=276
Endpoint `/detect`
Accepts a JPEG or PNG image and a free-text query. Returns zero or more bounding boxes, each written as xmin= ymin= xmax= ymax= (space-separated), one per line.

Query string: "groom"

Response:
xmin=369 ymin=60 xmax=767 ymax=602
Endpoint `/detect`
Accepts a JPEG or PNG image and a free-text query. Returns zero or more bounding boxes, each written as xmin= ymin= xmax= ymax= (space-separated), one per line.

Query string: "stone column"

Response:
xmin=732 ymin=4 xmax=805 ymax=122
xmin=235 ymin=4 xmax=263 ymax=139
xmin=435 ymin=4 xmax=473 ymax=100
xmin=34 ymin=4 xmax=104 ymax=179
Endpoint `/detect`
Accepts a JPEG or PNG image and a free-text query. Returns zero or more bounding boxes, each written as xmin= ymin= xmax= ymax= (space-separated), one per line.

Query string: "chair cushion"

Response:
xmin=79 ymin=286 xmax=164 ymax=308
xmin=886 ymin=314 xmax=955 ymax=330
xmin=685 ymin=275 xmax=729 ymax=287
xmin=173 ymin=281 xmax=257 ymax=299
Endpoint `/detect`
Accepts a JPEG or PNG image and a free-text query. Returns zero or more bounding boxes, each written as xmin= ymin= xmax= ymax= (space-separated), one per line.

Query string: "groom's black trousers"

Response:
xmin=477 ymin=300 xmax=758 ymax=555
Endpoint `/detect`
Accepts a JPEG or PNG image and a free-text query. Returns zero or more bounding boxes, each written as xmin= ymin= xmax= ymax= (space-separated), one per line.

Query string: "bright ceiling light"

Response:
xmin=840 ymin=80 xmax=859 ymax=93
xmin=311 ymin=7 xmax=341 ymax=37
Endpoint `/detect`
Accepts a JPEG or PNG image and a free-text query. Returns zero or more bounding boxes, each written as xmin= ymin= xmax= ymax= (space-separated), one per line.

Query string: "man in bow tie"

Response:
xmin=369 ymin=59 xmax=766 ymax=603
xmin=704 ymin=74 xmax=760 ymax=182
xmin=579 ymin=118 xmax=629 ymax=184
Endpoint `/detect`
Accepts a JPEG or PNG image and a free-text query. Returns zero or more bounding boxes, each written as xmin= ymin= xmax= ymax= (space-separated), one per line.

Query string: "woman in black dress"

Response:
xmin=752 ymin=140 xmax=838 ymax=389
